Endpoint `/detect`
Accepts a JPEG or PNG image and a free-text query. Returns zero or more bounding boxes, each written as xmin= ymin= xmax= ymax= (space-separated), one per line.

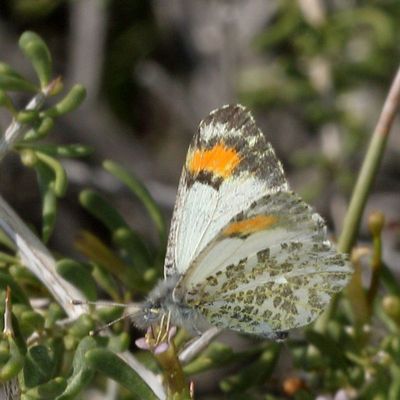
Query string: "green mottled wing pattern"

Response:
xmin=174 ymin=191 xmax=351 ymax=337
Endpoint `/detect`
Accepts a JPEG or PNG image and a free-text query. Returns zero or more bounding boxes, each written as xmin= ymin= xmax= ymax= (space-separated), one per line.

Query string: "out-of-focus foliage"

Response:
xmin=240 ymin=0 xmax=400 ymax=201
xmin=0 ymin=1 xmax=399 ymax=399
xmin=0 ymin=31 xmax=162 ymax=399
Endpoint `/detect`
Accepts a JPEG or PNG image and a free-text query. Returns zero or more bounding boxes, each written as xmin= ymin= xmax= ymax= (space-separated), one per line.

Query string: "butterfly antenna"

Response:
xmin=90 ymin=306 xmax=142 ymax=336
xmin=90 ymin=314 xmax=129 ymax=336
xmin=71 ymin=299 xmax=128 ymax=308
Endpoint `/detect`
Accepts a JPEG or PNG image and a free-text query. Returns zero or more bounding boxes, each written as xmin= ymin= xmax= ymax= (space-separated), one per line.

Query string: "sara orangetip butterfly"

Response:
xmin=133 ymin=104 xmax=352 ymax=339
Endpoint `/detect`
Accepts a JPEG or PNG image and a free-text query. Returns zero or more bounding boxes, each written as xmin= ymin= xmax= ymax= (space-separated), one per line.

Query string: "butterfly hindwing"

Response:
xmin=164 ymin=105 xmax=288 ymax=278
xmin=173 ymin=191 xmax=351 ymax=336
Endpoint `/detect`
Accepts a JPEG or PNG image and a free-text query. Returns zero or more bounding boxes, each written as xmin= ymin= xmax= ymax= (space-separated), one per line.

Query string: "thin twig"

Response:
xmin=375 ymin=70 xmax=400 ymax=138
xmin=0 ymin=77 xmax=166 ymax=397
xmin=0 ymin=183 xmax=166 ymax=399
xmin=178 ymin=327 xmax=222 ymax=364
xmin=3 ymin=287 xmax=13 ymax=334
xmin=0 ymin=79 xmax=86 ymax=316
xmin=0 ymin=379 xmax=20 ymax=400
xmin=338 ymin=66 xmax=400 ymax=254
xmin=0 ymin=88 xmax=48 ymax=161
xmin=0 ymin=195 xmax=87 ymax=318
xmin=316 ymin=65 xmax=400 ymax=332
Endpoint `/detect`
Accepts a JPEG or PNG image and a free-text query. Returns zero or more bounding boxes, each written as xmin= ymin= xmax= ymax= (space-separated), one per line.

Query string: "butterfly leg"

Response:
xmin=155 ymin=313 xmax=166 ymax=344
xmin=160 ymin=311 xmax=172 ymax=344
xmin=272 ymin=331 xmax=289 ymax=342
xmin=155 ymin=311 xmax=173 ymax=345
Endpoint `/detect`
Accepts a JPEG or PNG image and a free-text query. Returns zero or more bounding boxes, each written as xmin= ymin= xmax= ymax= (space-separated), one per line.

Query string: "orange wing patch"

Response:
xmin=187 ymin=142 xmax=241 ymax=179
xmin=223 ymin=215 xmax=278 ymax=237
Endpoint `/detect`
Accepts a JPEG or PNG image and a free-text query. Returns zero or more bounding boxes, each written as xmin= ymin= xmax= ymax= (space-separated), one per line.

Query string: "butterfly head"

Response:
xmin=130 ymin=276 xmax=211 ymax=335
xmin=130 ymin=299 xmax=163 ymax=330
xmin=131 ymin=277 xmax=178 ymax=329
xmin=142 ymin=300 xmax=162 ymax=323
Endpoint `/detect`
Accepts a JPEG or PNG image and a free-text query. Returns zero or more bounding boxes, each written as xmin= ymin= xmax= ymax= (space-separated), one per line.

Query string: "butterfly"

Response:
xmin=132 ymin=104 xmax=352 ymax=340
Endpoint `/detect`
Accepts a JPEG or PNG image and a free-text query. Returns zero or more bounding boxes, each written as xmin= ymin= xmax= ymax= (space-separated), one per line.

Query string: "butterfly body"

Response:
xmin=132 ymin=104 xmax=352 ymax=339
xmin=133 ymin=275 xmax=211 ymax=335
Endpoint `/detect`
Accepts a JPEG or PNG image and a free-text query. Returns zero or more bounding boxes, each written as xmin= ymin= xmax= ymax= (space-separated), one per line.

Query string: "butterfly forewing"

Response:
xmin=173 ymin=191 xmax=351 ymax=336
xmin=164 ymin=105 xmax=288 ymax=278
xmin=160 ymin=104 xmax=351 ymax=338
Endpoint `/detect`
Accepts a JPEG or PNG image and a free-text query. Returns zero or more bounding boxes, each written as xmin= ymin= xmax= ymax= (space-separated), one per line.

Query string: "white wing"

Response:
xmin=164 ymin=105 xmax=288 ymax=278
xmin=174 ymin=191 xmax=352 ymax=336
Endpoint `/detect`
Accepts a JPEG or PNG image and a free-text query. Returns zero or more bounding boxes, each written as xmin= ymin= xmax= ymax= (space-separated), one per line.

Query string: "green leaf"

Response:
xmin=389 ymin=365 xmax=400 ymax=399
xmin=23 ymin=116 xmax=54 ymax=142
xmin=305 ymin=330 xmax=347 ymax=368
xmin=41 ymin=186 xmax=57 ymax=242
xmin=96 ymin=306 xmax=123 ymax=326
xmin=35 ymin=152 xmax=68 ymax=197
xmin=20 ymin=149 xmax=39 ymax=167
xmin=43 ymin=85 xmax=86 ymax=117
xmin=56 ymin=336 xmax=97 ymax=400
xmin=44 ymin=303 xmax=64 ymax=329
xmin=8 ymin=265 xmax=41 ymax=291
xmin=0 ymin=90 xmax=16 ymax=112
xmin=219 ymin=343 xmax=281 ymax=393
xmin=113 ymin=227 xmax=152 ymax=270
xmin=85 ymin=348 xmax=158 ymax=400
xmin=90 ymin=262 xmax=121 ymax=301
xmin=359 ymin=366 xmax=391 ymax=399
xmin=0 ymin=62 xmax=24 ymax=78
xmin=381 ymin=263 xmax=400 ymax=297
xmin=75 ymin=231 xmax=145 ymax=293
xmin=23 ymin=345 xmax=56 ymax=387
xmin=19 ymin=310 xmax=45 ymax=337
xmin=35 ymin=161 xmax=57 ymax=242
xmin=56 ymin=259 xmax=97 ymax=301
xmin=0 ymin=335 xmax=24 ymax=381
xmin=79 ymin=190 xmax=151 ymax=268
xmin=68 ymin=315 xmax=95 ymax=339
xmin=0 ymin=339 xmax=10 ymax=364
xmin=0 ymin=230 xmax=16 ymax=251
xmin=19 ymin=31 xmax=52 ymax=88
xmin=254 ymin=4 xmax=301 ymax=49
xmin=0 ymin=272 xmax=30 ymax=305
xmin=18 ymin=143 xmax=93 ymax=158
xmin=103 ymin=160 xmax=167 ymax=246
xmin=79 ymin=189 xmax=128 ymax=231
xmin=0 ymin=253 xmax=18 ymax=264
xmin=108 ymin=332 xmax=130 ymax=353
xmin=0 ymin=73 xmax=37 ymax=92
xmin=16 ymin=109 xmax=39 ymax=124
xmin=12 ymin=0 xmax=62 ymax=20
xmin=183 ymin=342 xmax=234 ymax=375
xmin=25 ymin=376 xmax=67 ymax=399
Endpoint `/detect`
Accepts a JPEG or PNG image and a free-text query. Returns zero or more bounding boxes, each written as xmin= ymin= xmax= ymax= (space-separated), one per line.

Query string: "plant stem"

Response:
xmin=0 ymin=92 xmax=44 ymax=160
xmin=338 ymin=66 xmax=400 ymax=253
xmin=0 ymin=194 xmax=87 ymax=318
xmin=0 ymin=78 xmax=61 ymax=160
xmin=156 ymin=342 xmax=189 ymax=399
xmin=367 ymin=213 xmax=385 ymax=312
xmin=315 ymin=65 xmax=400 ymax=331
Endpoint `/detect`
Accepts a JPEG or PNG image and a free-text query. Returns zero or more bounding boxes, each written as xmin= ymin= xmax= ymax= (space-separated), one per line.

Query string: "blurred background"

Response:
xmin=0 ymin=0 xmax=400 ymax=310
